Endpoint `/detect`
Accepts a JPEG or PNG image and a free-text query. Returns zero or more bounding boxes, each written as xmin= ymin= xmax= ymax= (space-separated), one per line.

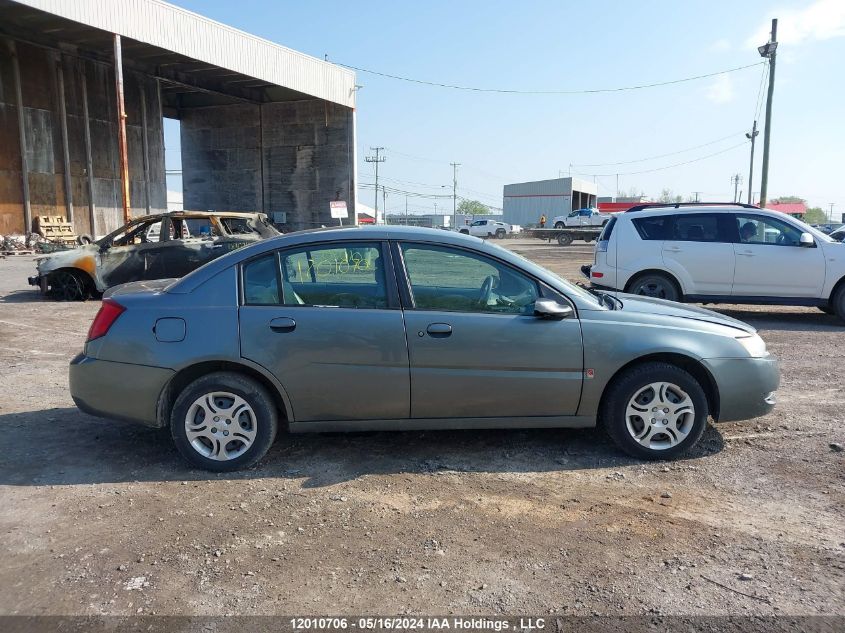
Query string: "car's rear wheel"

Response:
xmin=495 ymin=228 xmax=506 ymax=239
xmin=170 ymin=372 xmax=278 ymax=471
xmin=627 ymin=272 xmax=680 ymax=302
xmin=557 ymin=233 xmax=573 ymax=246
xmin=600 ymin=362 xmax=709 ymax=460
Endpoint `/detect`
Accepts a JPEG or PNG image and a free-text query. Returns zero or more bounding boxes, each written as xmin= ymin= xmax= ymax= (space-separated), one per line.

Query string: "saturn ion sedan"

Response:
xmin=70 ymin=226 xmax=779 ymax=471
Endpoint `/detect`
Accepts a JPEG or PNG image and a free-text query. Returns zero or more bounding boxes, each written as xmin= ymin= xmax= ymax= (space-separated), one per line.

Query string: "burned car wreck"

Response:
xmin=29 ymin=212 xmax=280 ymax=300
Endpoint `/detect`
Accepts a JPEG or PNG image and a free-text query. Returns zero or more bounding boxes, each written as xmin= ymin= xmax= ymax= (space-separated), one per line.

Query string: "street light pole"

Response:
xmin=746 ymin=120 xmax=759 ymax=205
xmin=758 ymin=18 xmax=778 ymax=208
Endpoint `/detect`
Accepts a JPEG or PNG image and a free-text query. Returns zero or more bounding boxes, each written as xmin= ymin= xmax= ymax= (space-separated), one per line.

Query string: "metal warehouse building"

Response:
xmin=0 ymin=0 xmax=357 ymax=237
xmin=502 ymin=177 xmax=598 ymax=228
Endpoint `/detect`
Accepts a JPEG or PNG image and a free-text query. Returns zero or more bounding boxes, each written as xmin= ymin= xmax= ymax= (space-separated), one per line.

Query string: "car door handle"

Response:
xmin=736 ymin=251 xmax=755 ymax=257
xmin=425 ymin=323 xmax=452 ymax=337
xmin=664 ymin=246 xmax=682 ymax=252
xmin=269 ymin=317 xmax=296 ymax=332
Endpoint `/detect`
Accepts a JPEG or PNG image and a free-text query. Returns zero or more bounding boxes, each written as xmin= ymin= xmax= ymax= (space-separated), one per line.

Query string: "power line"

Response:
xmin=337 ymin=61 xmax=764 ymax=95
xmin=571 ymin=131 xmax=746 ymax=167
xmin=573 ymin=140 xmax=749 ymax=178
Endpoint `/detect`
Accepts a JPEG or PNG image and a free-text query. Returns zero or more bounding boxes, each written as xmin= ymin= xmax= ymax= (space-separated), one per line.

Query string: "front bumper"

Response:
xmin=70 ymin=353 xmax=174 ymax=427
xmin=704 ymin=356 xmax=780 ymax=422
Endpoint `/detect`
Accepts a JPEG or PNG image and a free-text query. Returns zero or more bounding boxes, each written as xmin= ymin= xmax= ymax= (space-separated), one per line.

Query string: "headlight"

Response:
xmin=737 ymin=334 xmax=768 ymax=358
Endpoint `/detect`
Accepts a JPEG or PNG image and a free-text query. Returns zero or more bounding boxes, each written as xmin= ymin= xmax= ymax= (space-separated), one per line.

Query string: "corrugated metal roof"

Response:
xmin=11 ymin=0 xmax=356 ymax=108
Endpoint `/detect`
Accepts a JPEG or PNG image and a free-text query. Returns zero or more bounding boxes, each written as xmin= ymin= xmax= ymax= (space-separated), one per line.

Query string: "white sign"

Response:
xmin=330 ymin=201 xmax=348 ymax=219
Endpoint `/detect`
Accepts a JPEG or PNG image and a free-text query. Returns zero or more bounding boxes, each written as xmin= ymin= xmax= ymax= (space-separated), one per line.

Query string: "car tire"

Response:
xmin=600 ymin=362 xmax=709 ymax=460
xmin=48 ymin=269 xmax=91 ymax=301
xmin=818 ymin=305 xmax=834 ymax=315
xmin=557 ymin=233 xmax=573 ymax=246
xmin=170 ymin=372 xmax=278 ymax=472
xmin=627 ymin=272 xmax=681 ymax=302
xmin=554 ymin=222 xmax=565 ymax=229
xmin=832 ymin=285 xmax=845 ymax=323
xmin=495 ymin=229 xmax=506 ymax=239
xmin=459 ymin=229 xmax=469 ymax=235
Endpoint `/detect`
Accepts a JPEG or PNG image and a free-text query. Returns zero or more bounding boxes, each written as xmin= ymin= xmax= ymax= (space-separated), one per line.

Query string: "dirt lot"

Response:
xmin=0 ymin=240 xmax=843 ymax=617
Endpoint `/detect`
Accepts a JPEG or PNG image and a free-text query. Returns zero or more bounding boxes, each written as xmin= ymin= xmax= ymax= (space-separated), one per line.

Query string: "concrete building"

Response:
xmin=0 ymin=0 xmax=356 ymax=237
xmin=502 ymin=177 xmax=598 ymax=228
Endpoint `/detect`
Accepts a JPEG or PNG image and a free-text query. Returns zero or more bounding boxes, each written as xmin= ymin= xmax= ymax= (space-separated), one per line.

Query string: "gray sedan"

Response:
xmin=69 ymin=226 xmax=779 ymax=471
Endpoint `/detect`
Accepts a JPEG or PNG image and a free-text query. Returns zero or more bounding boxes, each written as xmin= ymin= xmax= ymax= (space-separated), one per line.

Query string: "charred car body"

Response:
xmin=29 ymin=212 xmax=280 ymax=300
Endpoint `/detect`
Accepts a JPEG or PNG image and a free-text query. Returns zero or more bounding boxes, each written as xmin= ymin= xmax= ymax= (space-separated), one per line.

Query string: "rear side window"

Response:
xmin=632 ymin=215 xmax=670 ymax=240
xmin=671 ymin=213 xmax=722 ymax=242
xmin=243 ymin=254 xmax=280 ymax=305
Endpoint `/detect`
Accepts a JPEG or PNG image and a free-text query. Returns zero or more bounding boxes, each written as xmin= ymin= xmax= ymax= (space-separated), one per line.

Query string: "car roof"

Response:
xmin=624 ymin=204 xmax=771 ymax=218
xmin=169 ymin=225 xmax=565 ymax=295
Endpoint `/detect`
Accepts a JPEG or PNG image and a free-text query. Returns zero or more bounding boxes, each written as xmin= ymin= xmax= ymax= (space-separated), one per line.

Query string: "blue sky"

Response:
xmin=165 ymin=0 xmax=845 ymax=219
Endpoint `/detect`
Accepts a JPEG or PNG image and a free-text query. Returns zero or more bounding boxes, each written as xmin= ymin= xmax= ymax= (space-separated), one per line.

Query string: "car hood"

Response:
xmin=616 ymin=294 xmax=756 ymax=334
xmin=35 ymin=244 xmax=98 ymax=272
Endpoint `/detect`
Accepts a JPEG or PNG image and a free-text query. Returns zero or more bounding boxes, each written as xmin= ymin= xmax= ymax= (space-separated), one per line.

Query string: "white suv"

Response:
xmin=583 ymin=203 xmax=845 ymax=322
xmin=459 ymin=219 xmax=513 ymax=238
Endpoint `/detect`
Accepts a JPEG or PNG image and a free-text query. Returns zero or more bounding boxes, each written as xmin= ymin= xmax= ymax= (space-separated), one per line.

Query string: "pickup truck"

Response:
xmin=458 ymin=219 xmax=519 ymax=239
xmin=551 ymin=208 xmax=610 ymax=229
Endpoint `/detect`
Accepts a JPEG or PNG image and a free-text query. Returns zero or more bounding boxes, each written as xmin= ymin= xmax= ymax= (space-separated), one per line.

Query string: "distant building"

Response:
xmin=764 ymin=201 xmax=807 ymax=219
xmin=503 ymin=177 xmax=598 ymax=227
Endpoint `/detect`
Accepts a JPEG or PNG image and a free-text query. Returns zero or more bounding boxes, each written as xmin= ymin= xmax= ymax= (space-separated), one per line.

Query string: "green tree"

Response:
xmin=457 ymin=199 xmax=489 ymax=215
xmin=804 ymin=207 xmax=827 ymax=224
xmin=771 ymin=196 xmax=805 ymax=204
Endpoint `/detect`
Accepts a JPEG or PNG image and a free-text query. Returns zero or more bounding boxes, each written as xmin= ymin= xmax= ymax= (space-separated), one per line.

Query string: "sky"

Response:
xmin=164 ymin=0 xmax=845 ymax=220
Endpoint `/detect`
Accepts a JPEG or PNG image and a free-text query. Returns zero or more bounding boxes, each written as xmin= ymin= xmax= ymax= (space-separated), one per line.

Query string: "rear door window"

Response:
xmin=279 ymin=242 xmax=387 ymax=308
xmin=243 ymin=254 xmax=280 ymax=305
xmin=671 ymin=213 xmax=724 ymax=242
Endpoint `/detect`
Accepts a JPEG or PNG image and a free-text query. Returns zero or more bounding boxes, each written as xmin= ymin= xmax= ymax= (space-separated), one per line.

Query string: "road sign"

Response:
xmin=330 ymin=201 xmax=348 ymax=219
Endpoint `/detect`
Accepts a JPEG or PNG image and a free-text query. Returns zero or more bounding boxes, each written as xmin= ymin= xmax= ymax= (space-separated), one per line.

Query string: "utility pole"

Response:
xmin=830 ymin=203 xmax=836 ymax=223
xmin=758 ymin=18 xmax=778 ymax=208
xmin=731 ymin=174 xmax=743 ymax=203
xmin=450 ymin=162 xmax=460 ymax=227
xmin=746 ymin=120 xmax=759 ymax=205
xmin=692 ymin=191 xmax=702 ymax=202
xmin=405 ymin=195 xmax=409 ymax=225
xmin=382 ymin=186 xmax=387 ymax=221
xmin=365 ymin=147 xmax=385 ymax=223
xmin=113 ymin=34 xmax=131 ymax=223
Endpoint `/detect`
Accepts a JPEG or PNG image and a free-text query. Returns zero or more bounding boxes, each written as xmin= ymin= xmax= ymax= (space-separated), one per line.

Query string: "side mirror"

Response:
xmin=534 ymin=299 xmax=574 ymax=320
xmin=799 ymin=232 xmax=815 ymax=247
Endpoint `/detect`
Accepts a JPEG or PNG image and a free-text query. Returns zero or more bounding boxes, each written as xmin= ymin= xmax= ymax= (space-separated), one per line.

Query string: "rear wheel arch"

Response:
xmin=598 ymin=353 xmax=720 ymax=422
xmin=157 ymin=360 xmax=292 ymax=429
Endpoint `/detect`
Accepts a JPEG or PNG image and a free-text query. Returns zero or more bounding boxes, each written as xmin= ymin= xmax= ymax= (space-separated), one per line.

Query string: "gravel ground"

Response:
xmin=0 ymin=240 xmax=843 ymax=617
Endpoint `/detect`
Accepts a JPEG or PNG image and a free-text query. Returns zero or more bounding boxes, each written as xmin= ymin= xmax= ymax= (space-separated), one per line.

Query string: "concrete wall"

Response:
xmin=180 ymin=99 xmax=354 ymax=231
xmin=0 ymin=39 xmax=166 ymax=237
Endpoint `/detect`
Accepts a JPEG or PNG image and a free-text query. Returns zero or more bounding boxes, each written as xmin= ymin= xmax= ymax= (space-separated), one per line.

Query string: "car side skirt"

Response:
xmin=685 ymin=294 xmax=825 ymax=306
xmin=288 ymin=415 xmax=595 ymax=434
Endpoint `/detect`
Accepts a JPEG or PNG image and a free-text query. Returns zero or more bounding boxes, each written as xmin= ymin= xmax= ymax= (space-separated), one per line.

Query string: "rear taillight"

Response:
xmin=87 ymin=299 xmax=126 ymax=341
xmin=592 ymin=271 xmax=605 ymax=278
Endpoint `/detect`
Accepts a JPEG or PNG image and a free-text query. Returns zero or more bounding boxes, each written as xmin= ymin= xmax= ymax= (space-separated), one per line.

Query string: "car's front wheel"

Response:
xmin=833 ymin=285 xmax=845 ymax=323
xmin=554 ymin=221 xmax=565 ymax=229
xmin=600 ymin=362 xmax=709 ymax=460
xmin=170 ymin=372 xmax=278 ymax=471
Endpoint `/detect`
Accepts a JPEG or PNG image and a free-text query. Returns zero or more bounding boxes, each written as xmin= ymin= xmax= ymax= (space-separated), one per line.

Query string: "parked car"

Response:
xmin=811 ymin=223 xmax=843 ymax=235
xmin=830 ymin=226 xmax=845 ymax=242
xmin=70 ymin=226 xmax=778 ymax=471
xmin=552 ymin=208 xmax=610 ymax=229
xmin=459 ymin=219 xmax=514 ymax=238
xmin=582 ymin=203 xmax=845 ymax=321
xmin=29 ymin=211 xmax=280 ymax=300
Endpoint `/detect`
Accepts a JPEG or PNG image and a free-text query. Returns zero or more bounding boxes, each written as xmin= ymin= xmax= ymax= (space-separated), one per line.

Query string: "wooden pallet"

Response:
xmin=33 ymin=216 xmax=77 ymax=245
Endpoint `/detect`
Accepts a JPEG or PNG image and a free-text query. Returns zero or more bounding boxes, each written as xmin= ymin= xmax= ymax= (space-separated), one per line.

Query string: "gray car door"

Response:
xmin=238 ymin=241 xmax=410 ymax=422
xmin=395 ymin=242 xmax=584 ymax=419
